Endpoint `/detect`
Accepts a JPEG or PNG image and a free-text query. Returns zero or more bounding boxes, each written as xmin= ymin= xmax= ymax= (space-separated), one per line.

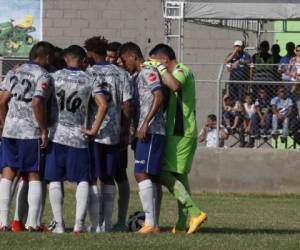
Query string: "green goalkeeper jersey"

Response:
xmin=162 ymin=63 xmax=198 ymax=174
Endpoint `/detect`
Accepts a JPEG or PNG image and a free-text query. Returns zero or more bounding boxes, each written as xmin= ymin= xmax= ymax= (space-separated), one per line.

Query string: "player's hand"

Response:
xmin=40 ymin=129 xmax=49 ymax=148
xmin=259 ymin=119 xmax=265 ymax=127
xmin=82 ymin=127 xmax=98 ymax=137
xmin=138 ymin=122 xmax=148 ymax=142
xmin=144 ymin=59 xmax=167 ymax=75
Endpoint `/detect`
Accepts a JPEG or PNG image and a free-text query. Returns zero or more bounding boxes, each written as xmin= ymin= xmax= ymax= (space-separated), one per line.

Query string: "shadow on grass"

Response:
xmin=198 ymin=227 xmax=300 ymax=235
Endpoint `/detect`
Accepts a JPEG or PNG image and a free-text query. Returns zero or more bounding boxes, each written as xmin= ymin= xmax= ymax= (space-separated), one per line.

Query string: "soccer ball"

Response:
xmin=128 ymin=211 xmax=145 ymax=232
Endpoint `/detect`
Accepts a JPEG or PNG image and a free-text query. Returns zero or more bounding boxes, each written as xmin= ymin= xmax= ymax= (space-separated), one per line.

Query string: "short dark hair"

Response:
xmin=118 ymin=42 xmax=143 ymax=58
xmin=84 ymin=36 xmax=108 ymax=56
xmin=29 ymin=41 xmax=54 ymax=61
xmin=208 ymin=114 xmax=216 ymax=121
xmin=63 ymin=45 xmax=86 ymax=61
xmin=149 ymin=43 xmax=176 ymax=60
xmin=260 ymin=40 xmax=270 ymax=50
xmin=107 ymin=42 xmax=122 ymax=53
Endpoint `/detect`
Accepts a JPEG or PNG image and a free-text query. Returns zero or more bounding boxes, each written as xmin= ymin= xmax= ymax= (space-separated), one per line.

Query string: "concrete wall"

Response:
xmin=127 ymin=148 xmax=300 ymax=194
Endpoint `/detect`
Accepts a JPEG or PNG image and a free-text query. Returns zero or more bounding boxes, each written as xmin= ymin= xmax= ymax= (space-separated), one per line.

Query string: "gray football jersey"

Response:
xmin=135 ymin=65 xmax=165 ymax=135
xmin=2 ymin=63 xmax=53 ymax=139
xmin=86 ymin=62 xmax=132 ymax=145
xmin=50 ymin=68 xmax=93 ymax=148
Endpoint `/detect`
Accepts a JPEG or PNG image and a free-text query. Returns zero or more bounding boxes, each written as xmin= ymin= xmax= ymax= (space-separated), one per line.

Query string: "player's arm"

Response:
xmin=32 ymin=97 xmax=48 ymax=148
xmin=0 ymin=91 xmax=11 ymax=127
xmin=198 ymin=128 xmax=206 ymax=143
xmin=0 ymin=71 xmax=15 ymax=127
xmin=138 ymin=89 xmax=164 ymax=141
xmin=146 ymin=59 xmax=181 ymax=91
xmin=33 ymin=74 xmax=52 ymax=148
xmin=84 ymin=94 xmax=108 ymax=136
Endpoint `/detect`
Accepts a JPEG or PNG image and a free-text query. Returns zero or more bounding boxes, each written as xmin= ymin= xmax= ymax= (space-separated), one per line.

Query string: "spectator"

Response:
xmin=278 ymin=42 xmax=295 ymax=81
xmin=271 ymin=44 xmax=282 ymax=81
xmin=243 ymin=93 xmax=255 ymax=132
xmin=271 ymin=86 xmax=293 ymax=142
xmin=271 ymin=44 xmax=281 ymax=64
xmin=224 ymin=40 xmax=251 ymax=101
xmin=288 ymin=44 xmax=300 ymax=82
xmin=198 ymin=114 xmax=229 ymax=148
xmin=252 ymin=41 xmax=275 ymax=96
xmin=223 ymin=93 xmax=243 ymax=134
xmin=242 ymin=93 xmax=256 ymax=147
xmin=251 ymin=87 xmax=272 ymax=138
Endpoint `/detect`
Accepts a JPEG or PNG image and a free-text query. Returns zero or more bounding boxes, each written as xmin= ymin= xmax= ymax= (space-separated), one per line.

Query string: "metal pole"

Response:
xmin=216 ymin=64 xmax=225 ymax=147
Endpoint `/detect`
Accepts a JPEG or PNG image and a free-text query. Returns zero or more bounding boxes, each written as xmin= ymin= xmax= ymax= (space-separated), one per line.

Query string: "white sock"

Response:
xmin=37 ymin=181 xmax=47 ymax=227
xmin=75 ymin=181 xmax=89 ymax=230
xmin=27 ymin=181 xmax=42 ymax=229
xmin=13 ymin=179 xmax=29 ymax=222
xmin=49 ymin=182 xmax=63 ymax=224
xmin=0 ymin=179 xmax=12 ymax=227
xmin=88 ymin=185 xmax=99 ymax=229
xmin=103 ymin=185 xmax=116 ymax=232
xmin=117 ymin=180 xmax=130 ymax=225
xmin=153 ymin=183 xmax=162 ymax=227
xmin=138 ymin=179 xmax=154 ymax=227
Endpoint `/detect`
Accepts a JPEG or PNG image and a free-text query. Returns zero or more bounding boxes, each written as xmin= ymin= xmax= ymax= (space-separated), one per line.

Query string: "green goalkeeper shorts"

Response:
xmin=162 ymin=136 xmax=197 ymax=174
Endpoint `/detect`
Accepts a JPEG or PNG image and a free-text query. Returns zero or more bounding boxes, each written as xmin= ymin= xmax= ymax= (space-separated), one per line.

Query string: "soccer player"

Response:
xmin=119 ymin=42 xmax=165 ymax=234
xmin=149 ymin=44 xmax=207 ymax=234
xmin=44 ymin=45 xmax=107 ymax=234
xmin=0 ymin=41 xmax=54 ymax=231
xmin=85 ymin=36 xmax=131 ymax=232
xmin=106 ymin=41 xmax=132 ymax=232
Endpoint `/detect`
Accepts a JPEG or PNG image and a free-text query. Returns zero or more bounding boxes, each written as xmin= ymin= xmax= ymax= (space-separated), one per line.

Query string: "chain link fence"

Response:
xmin=219 ymin=63 xmax=300 ymax=149
xmin=0 ymin=57 xmax=27 ymax=80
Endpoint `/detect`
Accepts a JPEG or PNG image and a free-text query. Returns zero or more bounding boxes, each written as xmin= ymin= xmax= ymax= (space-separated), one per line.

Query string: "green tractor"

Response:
xmin=0 ymin=15 xmax=36 ymax=52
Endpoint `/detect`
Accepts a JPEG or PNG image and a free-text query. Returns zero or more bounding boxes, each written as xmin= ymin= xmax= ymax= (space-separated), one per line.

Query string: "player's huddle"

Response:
xmin=0 ymin=36 xmax=207 ymax=235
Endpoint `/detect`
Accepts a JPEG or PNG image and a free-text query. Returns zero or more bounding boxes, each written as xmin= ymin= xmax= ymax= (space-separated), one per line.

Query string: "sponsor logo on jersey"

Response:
xmin=148 ymin=72 xmax=157 ymax=83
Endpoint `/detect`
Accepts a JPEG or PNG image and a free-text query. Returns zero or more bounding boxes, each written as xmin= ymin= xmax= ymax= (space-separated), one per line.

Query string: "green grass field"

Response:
xmin=1 ymin=188 xmax=300 ymax=250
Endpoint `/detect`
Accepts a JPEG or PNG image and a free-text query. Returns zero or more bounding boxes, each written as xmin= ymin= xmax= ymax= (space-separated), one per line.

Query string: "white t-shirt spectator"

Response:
xmin=243 ymin=103 xmax=256 ymax=119
xmin=271 ymin=96 xmax=293 ymax=116
xmin=204 ymin=126 xmax=228 ymax=148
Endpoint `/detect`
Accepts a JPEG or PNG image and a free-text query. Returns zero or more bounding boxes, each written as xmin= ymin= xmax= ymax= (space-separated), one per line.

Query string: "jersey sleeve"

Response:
xmin=141 ymin=67 xmax=161 ymax=93
xmin=35 ymin=72 xmax=52 ymax=99
xmin=173 ymin=67 xmax=187 ymax=86
xmin=122 ymin=72 xmax=133 ymax=102
xmin=0 ymin=70 xmax=14 ymax=91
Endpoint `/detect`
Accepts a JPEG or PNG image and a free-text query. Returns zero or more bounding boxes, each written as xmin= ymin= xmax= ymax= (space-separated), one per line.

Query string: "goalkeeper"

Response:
xmin=146 ymin=44 xmax=207 ymax=234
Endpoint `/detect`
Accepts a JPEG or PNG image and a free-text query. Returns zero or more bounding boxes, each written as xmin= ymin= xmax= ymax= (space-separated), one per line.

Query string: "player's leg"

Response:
xmin=113 ymin=148 xmax=130 ymax=232
xmin=44 ymin=142 xmax=66 ymax=233
xmin=67 ymin=146 xmax=90 ymax=233
xmin=99 ymin=144 xmax=119 ymax=232
xmin=37 ymin=148 xmax=48 ymax=229
xmin=0 ymin=138 xmax=20 ymax=230
xmin=173 ymin=173 xmax=190 ymax=231
xmin=135 ymin=134 xmax=165 ymax=234
xmin=12 ymin=177 xmax=28 ymax=232
xmin=88 ymin=179 xmax=100 ymax=232
xmin=27 ymin=171 xmax=42 ymax=231
xmin=152 ymin=178 xmax=162 ymax=229
xmin=87 ymin=142 xmax=100 ymax=232
xmin=160 ymin=170 xmax=207 ymax=234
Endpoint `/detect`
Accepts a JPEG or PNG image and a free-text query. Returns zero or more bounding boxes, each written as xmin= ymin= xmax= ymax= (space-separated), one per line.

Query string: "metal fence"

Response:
xmin=188 ymin=63 xmax=300 ymax=149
